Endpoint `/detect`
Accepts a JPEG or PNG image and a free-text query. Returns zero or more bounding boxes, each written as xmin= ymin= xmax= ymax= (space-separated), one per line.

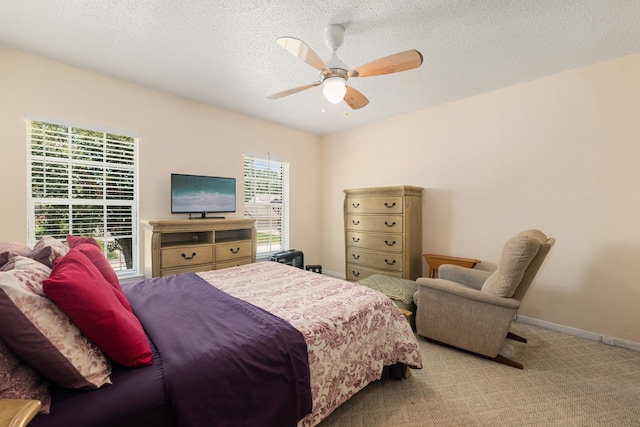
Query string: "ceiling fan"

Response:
xmin=268 ymin=24 xmax=423 ymax=109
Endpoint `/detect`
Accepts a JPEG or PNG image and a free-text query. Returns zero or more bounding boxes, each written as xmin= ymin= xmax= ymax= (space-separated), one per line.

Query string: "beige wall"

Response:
xmin=321 ymin=53 xmax=640 ymax=343
xmin=0 ymin=45 xmax=323 ymax=271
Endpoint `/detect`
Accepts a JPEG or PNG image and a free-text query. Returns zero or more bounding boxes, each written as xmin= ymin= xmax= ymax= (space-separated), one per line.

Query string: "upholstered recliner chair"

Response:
xmin=413 ymin=229 xmax=555 ymax=369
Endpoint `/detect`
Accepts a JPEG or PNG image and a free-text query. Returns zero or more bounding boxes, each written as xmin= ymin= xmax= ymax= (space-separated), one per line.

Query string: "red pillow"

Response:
xmin=43 ymin=250 xmax=152 ymax=367
xmin=71 ymin=242 xmax=132 ymax=312
xmin=66 ymin=234 xmax=100 ymax=249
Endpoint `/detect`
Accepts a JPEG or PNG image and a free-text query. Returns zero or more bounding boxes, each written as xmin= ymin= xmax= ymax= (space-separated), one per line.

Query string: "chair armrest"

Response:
xmin=436 ymin=264 xmax=492 ymax=290
xmin=416 ymin=278 xmax=521 ymax=310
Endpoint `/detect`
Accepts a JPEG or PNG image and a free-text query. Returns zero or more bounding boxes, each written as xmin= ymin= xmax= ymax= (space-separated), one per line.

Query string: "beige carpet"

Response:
xmin=318 ymin=322 xmax=640 ymax=426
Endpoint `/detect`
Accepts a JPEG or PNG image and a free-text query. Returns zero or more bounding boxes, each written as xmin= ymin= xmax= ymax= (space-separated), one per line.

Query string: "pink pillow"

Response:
xmin=0 ymin=259 xmax=16 ymax=271
xmin=66 ymin=234 xmax=100 ymax=249
xmin=44 ymin=249 xmax=152 ymax=367
xmin=71 ymin=242 xmax=131 ymax=312
xmin=0 ymin=241 xmax=32 ymax=268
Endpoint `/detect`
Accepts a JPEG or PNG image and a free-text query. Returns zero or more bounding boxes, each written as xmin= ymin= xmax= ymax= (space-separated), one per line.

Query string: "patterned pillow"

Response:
xmin=0 ymin=256 xmax=112 ymax=389
xmin=0 ymin=338 xmax=51 ymax=414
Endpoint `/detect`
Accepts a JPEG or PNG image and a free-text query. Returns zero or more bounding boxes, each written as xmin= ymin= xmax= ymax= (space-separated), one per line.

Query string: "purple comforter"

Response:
xmin=124 ymin=272 xmax=312 ymax=427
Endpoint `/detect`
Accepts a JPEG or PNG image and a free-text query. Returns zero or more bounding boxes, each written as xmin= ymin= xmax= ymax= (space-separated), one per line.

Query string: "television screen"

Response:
xmin=171 ymin=174 xmax=236 ymax=215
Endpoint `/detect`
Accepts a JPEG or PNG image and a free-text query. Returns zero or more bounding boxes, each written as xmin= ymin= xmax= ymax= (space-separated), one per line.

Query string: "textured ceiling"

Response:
xmin=1 ymin=1 xmax=639 ymax=136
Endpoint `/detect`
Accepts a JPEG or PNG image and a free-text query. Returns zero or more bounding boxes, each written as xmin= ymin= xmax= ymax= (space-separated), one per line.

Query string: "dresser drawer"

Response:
xmin=347 ymin=231 xmax=403 ymax=253
xmin=346 ymin=263 xmax=403 ymax=281
xmin=346 ymin=214 xmax=403 ymax=233
xmin=162 ymin=244 xmax=213 ymax=268
xmin=346 ymin=196 xmax=403 ymax=214
xmin=347 ymin=248 xmax=404 ymax=272
xmin=161 ymin=263 xmax=214 ymax=277
xmin=216 ymin=241 xmax=253 ymax=262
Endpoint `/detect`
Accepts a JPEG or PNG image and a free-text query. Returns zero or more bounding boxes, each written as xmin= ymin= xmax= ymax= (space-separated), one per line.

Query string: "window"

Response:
xmin=243 ymin=154 xmax=289 ymax=258
xmin=27 ymin=116 xmax=139 ymax=276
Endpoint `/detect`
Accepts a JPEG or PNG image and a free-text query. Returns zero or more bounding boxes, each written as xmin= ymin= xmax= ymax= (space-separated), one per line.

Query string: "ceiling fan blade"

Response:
xmin=344 ymin=85 xmax=369 ymax=109
xmin=348 ymin=49 xmax=423 ymax=78
xmin=268 ymin=82 xmax=321 ymax=99
xmin=276 ymin=37 xmax=328 ymax=72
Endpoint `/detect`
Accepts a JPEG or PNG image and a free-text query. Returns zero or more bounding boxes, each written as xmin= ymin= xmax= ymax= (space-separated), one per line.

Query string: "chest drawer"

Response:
xmin=216 ymin=241 xmax=253 ymax=262
xmin=346 ymin=214 xmax=403 ymax=233
xmin=346 ymin=196 xmax=403 ymax=214
xmin=347 ymin=248 xmax=404 ymax=272
xmin=347 ymin=231 xmax=403 ymax=253
xmin=346 ymin=263 xmax=403 ymax=281
xmin=162 ymin=244 xmax=213 ymax=268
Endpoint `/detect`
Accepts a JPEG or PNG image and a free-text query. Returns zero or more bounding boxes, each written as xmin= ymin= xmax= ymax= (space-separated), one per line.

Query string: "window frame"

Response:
xmin=243 ymin=153 xmax=290 ymax=259
xmin=26 ymin=114 xmax=140 ymax=278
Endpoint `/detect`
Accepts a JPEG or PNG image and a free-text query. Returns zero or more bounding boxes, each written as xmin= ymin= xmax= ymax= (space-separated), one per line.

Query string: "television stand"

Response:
xmin=142 ymin=218 xmax=257 ymax=277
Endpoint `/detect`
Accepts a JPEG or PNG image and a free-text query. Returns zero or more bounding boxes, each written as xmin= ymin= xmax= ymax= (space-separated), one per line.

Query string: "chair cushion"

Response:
xmin=481 ymin=230 xmax=543 ymax=297
xmin=357 ymin=274 xmax=418 ymax=329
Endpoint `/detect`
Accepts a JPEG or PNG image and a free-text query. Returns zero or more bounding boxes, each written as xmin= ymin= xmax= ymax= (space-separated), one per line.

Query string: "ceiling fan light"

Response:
xmin=322 ymin=77 xmax=346 ymax=104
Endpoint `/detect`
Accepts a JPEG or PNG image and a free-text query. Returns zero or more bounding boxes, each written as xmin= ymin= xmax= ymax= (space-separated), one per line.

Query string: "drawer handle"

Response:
xmin=352 ymin=220 xmax=360 ymax=225
xmin=384 ymin=202 xmax=396 ymax=208
xmin=385 ymin=259 xmax=397 ymax=265
xmin=384 ymin=221 xmax=396 ymax=227
xmin=352 ymin=203 xmax=360 ymax=208
xmin=352 ymin=254 xmax=360 ymax=260
xmin=181 ymin=252 xmax=197 ymax=260
xmin=352 ymin=237 xmax=360 ymax=242
xmin=229 ymin=247 xmax=241 ymax=254
xmin=385 ymin=240 xmax=396 ymax=246
xmin=352 ymin=270 xmax=360 ymax=277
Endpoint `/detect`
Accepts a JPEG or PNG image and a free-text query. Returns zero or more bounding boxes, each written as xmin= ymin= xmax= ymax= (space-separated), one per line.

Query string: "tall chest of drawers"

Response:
xmin=344 ymin=186 xmax=423 ymax=281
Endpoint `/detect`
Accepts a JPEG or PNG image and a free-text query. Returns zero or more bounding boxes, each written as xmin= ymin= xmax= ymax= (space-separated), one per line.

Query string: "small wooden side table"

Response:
xmin=0 ymin=400 xmax=41 ymax=427
xmin=423 ymin=254 xmax=481 ymax=278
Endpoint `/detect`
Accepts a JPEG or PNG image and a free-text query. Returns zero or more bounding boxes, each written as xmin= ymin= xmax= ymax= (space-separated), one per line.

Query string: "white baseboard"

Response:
xmin=322 ymin=269 xmax=345 ymax=279
xmin=313 ymin=275 xmax=640 ymax=353
xmin=516 ymin=315 xmax=640 ymax=352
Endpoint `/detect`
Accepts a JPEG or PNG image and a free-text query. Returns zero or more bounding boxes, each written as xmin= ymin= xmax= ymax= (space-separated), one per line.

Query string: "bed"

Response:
xmin=1 ymin=238 xmax=422 ymax=427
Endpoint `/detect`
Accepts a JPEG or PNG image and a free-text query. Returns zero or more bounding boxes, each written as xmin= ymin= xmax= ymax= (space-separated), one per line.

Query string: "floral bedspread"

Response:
xmin=198 ymin=262 xmax=423 ymax=427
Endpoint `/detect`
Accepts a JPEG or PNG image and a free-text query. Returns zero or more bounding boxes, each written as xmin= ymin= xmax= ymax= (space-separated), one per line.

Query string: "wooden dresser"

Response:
xmin=344 ymin=186 xmax=423 ymax=281
xmin=142 ymin=218 xmax=256 ymax=278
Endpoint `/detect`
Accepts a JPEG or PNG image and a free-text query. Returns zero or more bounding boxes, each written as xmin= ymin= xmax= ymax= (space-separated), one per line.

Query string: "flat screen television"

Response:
xmin=171 ymin=173 xmax=236 ymax=219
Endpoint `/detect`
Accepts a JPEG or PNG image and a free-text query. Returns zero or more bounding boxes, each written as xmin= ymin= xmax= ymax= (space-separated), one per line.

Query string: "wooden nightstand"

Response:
xmin=423 ymin=254 xmax=481 ymax=278
xmin=0 ymin=400 xmax=41 ymax=427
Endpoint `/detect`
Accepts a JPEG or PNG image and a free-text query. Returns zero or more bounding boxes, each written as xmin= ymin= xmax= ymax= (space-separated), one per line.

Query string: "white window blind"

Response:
xmin=27 ymin=119 xmax=139 ymax=275
xmin=243 ymin=154 xmax=289 ymax=257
